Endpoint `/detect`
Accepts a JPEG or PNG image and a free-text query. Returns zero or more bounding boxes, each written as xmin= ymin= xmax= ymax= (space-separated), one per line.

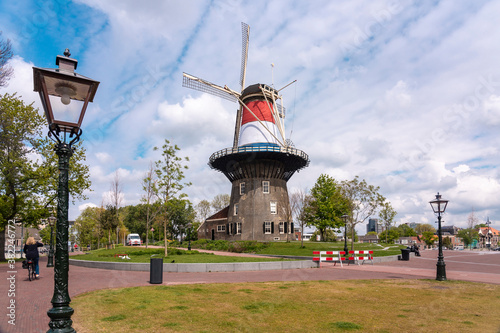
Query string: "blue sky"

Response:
xmin=1 ymin=0 xmax=500 ymax=233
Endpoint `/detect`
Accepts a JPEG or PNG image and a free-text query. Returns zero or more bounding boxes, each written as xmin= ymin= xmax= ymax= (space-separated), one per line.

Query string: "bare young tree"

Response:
xmin=195 ymin=199 xmax=212 ymax=223
xmin=341 ymin=176 xmax=385 ymax=250
xmin=290 ymin=188 xmax=308 ymax=247
xmin=142 ymin=162 xmax=160 ymax=248
xmin=211 ymin=194 xmax=230 ymax=213
xmin=109 ymin=170 xmax=123 ymax=245
xmin=0 ymin=32 xmax=13 ymax=87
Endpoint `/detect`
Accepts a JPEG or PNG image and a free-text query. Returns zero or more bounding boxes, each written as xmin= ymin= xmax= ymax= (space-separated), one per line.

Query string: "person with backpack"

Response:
xmin=23 ymin=237 xmax=44 ymax=278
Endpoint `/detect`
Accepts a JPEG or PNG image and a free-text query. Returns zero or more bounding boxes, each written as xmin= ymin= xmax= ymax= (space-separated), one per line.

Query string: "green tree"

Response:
xmin=341 ymin=176 xmax=385 ymax=250
xmin=397 ymin=224 xmax=417 ymax=237
xmin=100 ymin=205 xmax=119 ymax=246
xmin=304 ymin=174 xmax=348 ymax=241
xmin=415 ymin=223 xmax=436 ymax=235
xmin=421 ymin=231 xmax=436 ymax=248
xmin=442 ymin=236 xmax=453 ymax=250
xmin=0 ymin=93 xmax=92 ymax=260
xmin=154 ymin=139 xmax=191 ymax=256
xmin=166 ymin=198 xmax=195 ymax=242
xmin=457 ymin=228 xmax=478 ymax=249
xmin=379 ymin=228 xmax=399 ymax=244
xmin=0 ymin=31 xmax=13 ymax=87
xmin=379 ymin=201 xmax=397 ymax=243
xmin=75 ymin=206 xmax=103 ymax=250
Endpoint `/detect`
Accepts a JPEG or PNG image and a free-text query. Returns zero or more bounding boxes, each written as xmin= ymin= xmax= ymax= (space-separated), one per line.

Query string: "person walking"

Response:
xmin=24 ymin=237 xmax=44 ymax=278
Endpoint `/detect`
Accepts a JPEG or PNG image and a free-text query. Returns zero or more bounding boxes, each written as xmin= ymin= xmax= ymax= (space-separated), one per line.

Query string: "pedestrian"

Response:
xmin=24 ymin=237 xmax=44 ymax=278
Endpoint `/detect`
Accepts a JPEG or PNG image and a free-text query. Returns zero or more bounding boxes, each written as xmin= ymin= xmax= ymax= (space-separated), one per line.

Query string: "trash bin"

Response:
xmin=400 ymin=249 xmax=410 ymax=261
xmin=150 ymin=258 xmax=163 ymax=284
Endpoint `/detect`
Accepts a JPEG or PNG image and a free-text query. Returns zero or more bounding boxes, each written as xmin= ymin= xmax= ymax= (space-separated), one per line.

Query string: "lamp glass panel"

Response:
xmin=48 ymin=95 xmax=85 ymax=125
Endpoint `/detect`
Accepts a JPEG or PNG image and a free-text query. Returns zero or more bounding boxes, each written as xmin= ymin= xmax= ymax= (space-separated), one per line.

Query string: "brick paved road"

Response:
xmin=1 ymin=249 xmax=498 ymax=333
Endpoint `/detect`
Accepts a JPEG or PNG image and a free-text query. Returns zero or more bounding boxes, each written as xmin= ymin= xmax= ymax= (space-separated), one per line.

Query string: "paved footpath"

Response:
xmin=1 ymin=249 xmax=499 ymax=333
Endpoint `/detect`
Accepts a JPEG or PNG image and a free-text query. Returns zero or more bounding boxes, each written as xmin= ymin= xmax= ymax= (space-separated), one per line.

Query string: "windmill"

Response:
xmin=183 ymin=23 xmax=309 ymax=242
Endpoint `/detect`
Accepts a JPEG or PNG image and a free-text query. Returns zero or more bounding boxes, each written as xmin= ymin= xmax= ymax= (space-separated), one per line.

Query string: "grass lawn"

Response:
xmin=72 ymin=279 xmax=500 ymax=332
xmin=70 ymin=246 xmax=289 ymax=263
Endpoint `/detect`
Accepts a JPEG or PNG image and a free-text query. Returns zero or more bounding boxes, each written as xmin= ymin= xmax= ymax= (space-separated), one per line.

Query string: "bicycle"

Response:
xmin=25 ymin=259 xmax=37 ymax=281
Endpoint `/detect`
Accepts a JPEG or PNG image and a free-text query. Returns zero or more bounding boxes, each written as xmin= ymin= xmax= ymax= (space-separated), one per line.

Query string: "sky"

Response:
xmin=1 ymin=0 xmax=500 ymax=234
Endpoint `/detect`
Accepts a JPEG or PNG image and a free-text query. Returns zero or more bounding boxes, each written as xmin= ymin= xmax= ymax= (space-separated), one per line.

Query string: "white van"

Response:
xmin=126 ymin=233 xmax=142 ymax=246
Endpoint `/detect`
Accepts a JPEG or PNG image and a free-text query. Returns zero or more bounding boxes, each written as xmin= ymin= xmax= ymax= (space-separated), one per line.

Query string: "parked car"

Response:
xmin=492 ymin=247 xmax=500 ymax=251
xmin=126 ymin=233 xmax=142 ymax=246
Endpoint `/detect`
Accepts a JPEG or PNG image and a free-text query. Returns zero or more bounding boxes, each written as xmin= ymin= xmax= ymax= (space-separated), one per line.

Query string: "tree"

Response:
xmin=0 ymin=32 xmax=13 ymax=87
xmin=108 ymin=170 xmax=123 ymax=244
xmin=397 ymin=224 xmax=417 ymax=237
xmin=74 ymin=206 xmax=104 ymax=250
xmin=100 ymin=205 xmax=119 ymax=246
xmin=0 ymin=94 xmax=91 ymax=260
xmin=166 ymin=198 xmax=195 ymax=242
xmin=211 ymin=194 xmax=230 ymax=212
xmin=379 ymin=201 xmax=397 ymax=243
xmin=379 ymin=228 xmax=399 ymax=244
xmin=457 ymin=228 xmax=478 ymax=249
xmin=421 ymin=231 xmax=436 ymax=248
xmin=290 ymin=188 xmax=308 ymax=247
xmin=154 ymin=139 xmax=191 ymax=256
xmin=341 ymin=176 xmax=385 ymax=250
xmin=415 ymin=223 xmax=436 ymax=235
xmin=304 ymin=174 xmax=348 ymax=241
xmin=142 ymin=162 xmax=160 ymax=248
xmin=195 ymin=199 xmax=211 ymax=223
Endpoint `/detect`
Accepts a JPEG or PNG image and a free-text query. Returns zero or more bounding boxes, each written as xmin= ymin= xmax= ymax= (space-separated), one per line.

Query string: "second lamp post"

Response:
xmin=429 ymin=192 xmax=449 ymax=281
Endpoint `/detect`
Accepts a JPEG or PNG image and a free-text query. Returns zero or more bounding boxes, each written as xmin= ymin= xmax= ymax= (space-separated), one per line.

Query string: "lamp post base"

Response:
xmin=47 ymin=305 xmax=75 ymax=333
xmin=436 ymin=260 xmax=447 ymax=281
xmin=47 ymin=249 xmax=54 ymax=267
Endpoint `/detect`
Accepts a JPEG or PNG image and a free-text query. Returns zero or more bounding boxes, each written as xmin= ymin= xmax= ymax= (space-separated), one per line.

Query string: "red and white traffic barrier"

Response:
xmin=312 ymin=251 xmax=346 ymax=267
xmin=348 ymin=250 xmax=374 ymax=265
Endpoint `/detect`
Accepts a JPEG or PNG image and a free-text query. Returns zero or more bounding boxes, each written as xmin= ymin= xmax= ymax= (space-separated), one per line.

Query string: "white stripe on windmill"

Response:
xmin=182 ymin=22 xmax=296 ymax=149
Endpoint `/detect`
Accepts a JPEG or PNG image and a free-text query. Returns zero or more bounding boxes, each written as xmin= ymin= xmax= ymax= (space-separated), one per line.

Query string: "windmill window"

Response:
xmin=236 ymin=222 xmax=242 ymax=234
xmin=270 ymin=201 xmax=277 ymax=214
xmin=240 ymin=182 xmax=245 ymax=195
xmin=279 ymin=222 xmax=284 ymax=234
xmin=264 ymin=221 xmax=272 ymax=234
xmin=263 ymin=181 xmax=270 ymax=194
xmin=234 ymin=204 xmax=239 ymax=216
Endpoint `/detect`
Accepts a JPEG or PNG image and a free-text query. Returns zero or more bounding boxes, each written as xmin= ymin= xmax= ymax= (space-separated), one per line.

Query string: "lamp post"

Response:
xmin=429 ymin=192 xmax=449 ymax=281
xmin=47 ymin=215 xmax=56 ymax=268
xmin=485 ymin=217 xmax=491 ymax=250
xmin=33 ymin=49 xmax=99 ymax=332
xmin=187 ymin=223 xmax=192 ymax=251
xmin=342 ymin=215 xmax=349 ymax=255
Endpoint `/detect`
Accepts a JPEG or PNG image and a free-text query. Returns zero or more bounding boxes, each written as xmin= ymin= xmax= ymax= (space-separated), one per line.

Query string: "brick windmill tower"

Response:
xmin=183 ymin=23 xmax=309 ymax=241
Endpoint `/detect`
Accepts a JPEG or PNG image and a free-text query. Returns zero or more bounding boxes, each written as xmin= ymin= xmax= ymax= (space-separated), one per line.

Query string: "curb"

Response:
xmin=69 ymin=259 xmax=319 ymax=272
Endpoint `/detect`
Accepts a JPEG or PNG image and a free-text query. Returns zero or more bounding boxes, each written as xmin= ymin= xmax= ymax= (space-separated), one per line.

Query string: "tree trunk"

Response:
xmin=164 ymin=219 xmax=168 ymax=256
xmin=0 ymin=230 xmax=5 ymax=261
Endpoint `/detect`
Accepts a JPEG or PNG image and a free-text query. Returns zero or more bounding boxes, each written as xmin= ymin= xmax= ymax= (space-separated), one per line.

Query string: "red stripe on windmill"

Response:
xmin=182 ymin=22 xmax=297 ymax=149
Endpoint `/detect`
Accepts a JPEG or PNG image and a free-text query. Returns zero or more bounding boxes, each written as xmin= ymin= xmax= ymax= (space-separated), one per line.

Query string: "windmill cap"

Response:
xmin=241 ymin=83 xmax=278 ymax=100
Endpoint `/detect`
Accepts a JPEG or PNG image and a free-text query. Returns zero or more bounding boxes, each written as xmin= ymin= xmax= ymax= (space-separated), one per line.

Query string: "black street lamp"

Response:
xmin=47 ymin=215 xmax=56 ymax=268
xmin=33 ymin=49 xmax=99 ymax=333
xmin=429 ymin=192 xmax=449 ymax=281
xmin=342 ymin=215 xmax=349 ymax=256
xmin=187 ymin=223 xmax=193 ymax=251
xmin=485 ymin=217 xmax=492 ymax=250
